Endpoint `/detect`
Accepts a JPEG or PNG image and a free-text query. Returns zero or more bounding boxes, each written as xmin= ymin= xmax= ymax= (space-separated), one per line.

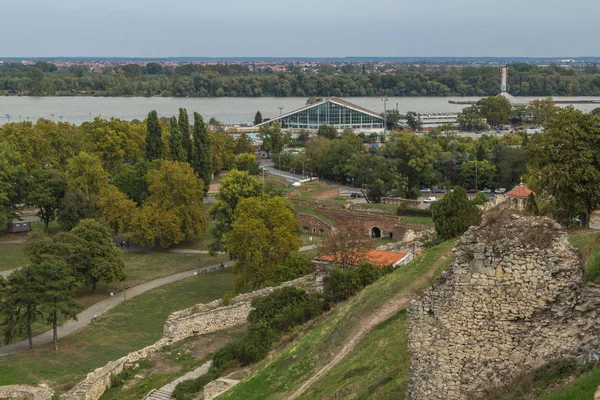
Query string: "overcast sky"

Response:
xmin=1 ymin=0 xmax=597 ymax=57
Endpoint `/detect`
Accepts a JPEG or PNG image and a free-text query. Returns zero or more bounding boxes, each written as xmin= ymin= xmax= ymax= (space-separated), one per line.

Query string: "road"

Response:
xmin=0 ymin=244 xmax=318 ymax=355
xmin=262 ymin=163 xmax=357 ymax=195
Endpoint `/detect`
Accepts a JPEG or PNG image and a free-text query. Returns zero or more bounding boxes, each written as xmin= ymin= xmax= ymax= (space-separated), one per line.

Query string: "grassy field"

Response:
xmin=0 ymin=251 xmax=229 ymax=346
xmin=295 ymin=205 xmax=336 ymax=226
xmin=0 ymin=268 xmax=234 ymax=392
xmin=569 ymin=231 xmax=600 ymax=283
xmin=0 ymin=243 xmax=28 ymax=271
xmin=264 ymin=174 xmax=291 ymax=189
xmin=401 ymin=216 xmax=434 ymax=227
xmin=219 ymin=239 xmax=456 ymax=400
xmin=539 ymin=366 xmax=600 ymax=400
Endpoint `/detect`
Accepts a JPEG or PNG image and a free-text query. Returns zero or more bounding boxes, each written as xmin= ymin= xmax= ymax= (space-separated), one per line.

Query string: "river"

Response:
xmin=0 ymin=96 xmax=598 ymax=126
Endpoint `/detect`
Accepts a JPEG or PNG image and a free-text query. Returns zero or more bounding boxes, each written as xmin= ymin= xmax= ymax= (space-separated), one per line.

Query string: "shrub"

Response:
xmin=471 ymin=191 xmax=489 ymax=206
xmin=172 ymin=368 xmax=220 ymax=400
xmin=276 ymin=253 xmax=313 ymax=282
xmin=432 ymin=186 xmax=482 ymax=240
xmin=222 ymin=291 xmax=233 ymax=306
xmin=248 ymin=286 xmax=323 ymax=333
xmin=212 ymin=325 xmax=277 ymax=373
xmin=324 ymin=267 xmax=363 ymax=304
xmin=397 ymin=203 xmax=432 ymax=217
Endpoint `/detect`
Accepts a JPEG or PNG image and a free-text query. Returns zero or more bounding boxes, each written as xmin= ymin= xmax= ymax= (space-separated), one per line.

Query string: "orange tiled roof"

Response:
xmin=315 ymin=249 xmax=406 ymax=267
xmin=506 ymin=185 xmax=535 ymax=198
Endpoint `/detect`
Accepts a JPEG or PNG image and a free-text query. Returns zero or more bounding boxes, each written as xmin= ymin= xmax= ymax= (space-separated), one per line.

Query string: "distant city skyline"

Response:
xmin=2 ymin=0 xmax=598 ymax=57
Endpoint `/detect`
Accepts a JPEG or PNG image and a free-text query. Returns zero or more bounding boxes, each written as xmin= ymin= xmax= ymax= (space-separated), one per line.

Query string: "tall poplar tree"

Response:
xmin=192 ymin=112 xmax=212 ymax=196
xmin=145 ymin=110 xmax=163 ymax=161
xmin=169 ymin=116 xmax=187 ymax=162
xmin=178 ymin=108 xmax=192 ymax=162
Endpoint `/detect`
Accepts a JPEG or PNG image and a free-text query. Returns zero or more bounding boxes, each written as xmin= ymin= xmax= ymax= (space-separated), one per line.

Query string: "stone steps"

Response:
xmin=145 ymin=389 xmax=172 ymax=400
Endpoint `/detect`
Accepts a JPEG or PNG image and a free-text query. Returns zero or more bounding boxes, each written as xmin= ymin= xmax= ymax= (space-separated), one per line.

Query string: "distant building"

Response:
xmin=506 ymin=178 xmax=535 ymax=211
xmin=7 ymin=218 xmax=32 ymax=233
xmin=254 ymin=97 xmax=384 ymax=132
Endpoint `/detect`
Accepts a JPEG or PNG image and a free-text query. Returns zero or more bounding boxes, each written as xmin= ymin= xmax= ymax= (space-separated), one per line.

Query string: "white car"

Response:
xmin=495 ymin=188 xmax=506 ymax=194
xmin=423 ymin=197 xmax=437 ymax=203
xmin=291 ymin=182 xmax=302 ymax=187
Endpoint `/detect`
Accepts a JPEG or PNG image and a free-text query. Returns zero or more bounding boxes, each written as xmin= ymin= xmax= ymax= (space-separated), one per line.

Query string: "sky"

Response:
xmin=0 ymin=0 xmax=597 ymax=57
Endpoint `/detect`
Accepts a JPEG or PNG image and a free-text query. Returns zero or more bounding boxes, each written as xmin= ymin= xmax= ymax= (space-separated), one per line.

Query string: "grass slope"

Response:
xmin=0 ymin=243 xmax=28 ymax=271
xmin=219 ymin=239 xmax=455 ymax=400
xmin=0 ymin=269 xmax=233 ymax=391
xmin=569 ymin=231 xmax=600 ymax=283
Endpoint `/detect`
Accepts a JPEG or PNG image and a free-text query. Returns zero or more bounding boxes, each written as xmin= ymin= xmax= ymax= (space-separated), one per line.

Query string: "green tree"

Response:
xmin=178 ymin=108 xmax=192 ymax=162
xmin=591 ymin=107 xmax=600 ymax=116
xmin=65 ymin=152 xmax=109 ymax=199
xmin=528 ymin=98 xmax=558 ymax=126
xmin=169 ymin=116 xmax=187 ymax=162
xmin=235 ymin=133 xmax=254 ymax=154
xmin=209 ymin=131 xmax=236 ymax=175
xmin=57 ymin=188 xmax=98 ymax=231
xmin=210 ymin=170 xmax=264 ymax=253
xmin=316 ymin=125 xmax=338 ymax=140
xmin=26 ymin=169 xmax=67 ymax=232
xmin=113 ymin=159 xmax=162 ymax=206
xmin=458 ymin=160 xmax=496 ymax=190
xmin=253 ymin=111 xmax=263 ymax=125
xmin=98 ymin=185 xmax=137 ymax=235
xmin=527 ymin=107 xmax=600 ymax=226
xmin=458 ymin=105 xmax=488 ymax=132
xmin=2 ymin=266 xmax=42 ymax=348
xmin=406 ymin=111 xmax=422 ymax=131
xmin=224 ymin=196 xmax=300 ymax=290
xmin=0 ymin=142 xmax=25 ymax=228
xmin=364 ymin=179 xmax=388 ymax=203
xmin=192 ymin=112 xmax=212 ymax=196
xmin=129 ymin=161 xmax=207 ymax=247
xmin=70 ymin=219 xmax=126 ymax=292
xmin=477 ymin=96 xmax=513 ymax=127
xmin=236 ymin=153 xmax=260 ymax=174
xmin=145 ymin=110 xmax=163 ymax=161
xmin=35 ymin=259 xmax=82 ymax=351
xmin=259 ymin=122 xmax=285 ymax=155
xmin=386 ymin=131 xmax=441 ymax=189
xmin=432 ymin=186 xmax=481 ymax=240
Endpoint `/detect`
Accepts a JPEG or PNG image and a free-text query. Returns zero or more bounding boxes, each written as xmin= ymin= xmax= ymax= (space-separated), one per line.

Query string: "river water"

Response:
xmin=0 ymin=96 xmax=598 ymax=126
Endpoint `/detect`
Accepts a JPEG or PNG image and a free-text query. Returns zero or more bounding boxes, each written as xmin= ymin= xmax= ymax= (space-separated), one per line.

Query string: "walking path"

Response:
xmin=0 ymin=261 xmax=233 ymax=356
xmin=0 ymin=244 xmax=318 ymax=356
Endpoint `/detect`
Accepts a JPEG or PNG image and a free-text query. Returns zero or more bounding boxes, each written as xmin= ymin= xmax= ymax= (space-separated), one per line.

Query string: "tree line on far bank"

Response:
xmin=4 ymin=61 xmax=600 ymax=97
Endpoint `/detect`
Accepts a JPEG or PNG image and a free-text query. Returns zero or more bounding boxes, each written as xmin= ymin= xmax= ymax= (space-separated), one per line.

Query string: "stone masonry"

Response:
xmin=58 ymin=275 xmax=315 ymax=400
xmin=0 ymin=385 xmax=54 ymax=400
xmin=407 ymin=215 xmax=600 ymax=400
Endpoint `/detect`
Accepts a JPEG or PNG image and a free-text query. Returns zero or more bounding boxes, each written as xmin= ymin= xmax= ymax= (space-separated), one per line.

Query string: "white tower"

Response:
xmin=501 ymin=66 xmax=508 ymax=93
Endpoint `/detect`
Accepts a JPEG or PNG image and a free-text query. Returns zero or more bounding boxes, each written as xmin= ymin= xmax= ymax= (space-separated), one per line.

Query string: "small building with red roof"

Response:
xmin=506 ymin=177 xmax=535 ymax=211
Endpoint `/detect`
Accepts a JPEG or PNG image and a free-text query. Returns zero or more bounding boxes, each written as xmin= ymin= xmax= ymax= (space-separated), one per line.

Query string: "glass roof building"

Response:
xmin=254 ymin=97 xmax=384 ymax=131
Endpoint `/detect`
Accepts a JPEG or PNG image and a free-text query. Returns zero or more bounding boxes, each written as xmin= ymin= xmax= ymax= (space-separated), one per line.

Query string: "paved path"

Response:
xmin=0 ymin=261 xmax=234 ymax=356
xmin=0 ymin=244 xmax=317 ymax=356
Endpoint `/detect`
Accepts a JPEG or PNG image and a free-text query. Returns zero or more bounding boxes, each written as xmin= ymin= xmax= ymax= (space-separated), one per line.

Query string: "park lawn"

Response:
xmin=219 ymin=239 xmax=456 ymax=400
xmin=0 ymin=252 xmax=229 ymax=343
xmin=0 ymin=243 xmax=28 ymax=271
xmin=569 ymin=231 xmax=600 ymax=283
xmin=264 ymin=174 xmax=291 ymax=189
xmin=31 ymin=220 xmax=62 ymax=234
xmin=0 ymin=268 xmax=234 ymax=392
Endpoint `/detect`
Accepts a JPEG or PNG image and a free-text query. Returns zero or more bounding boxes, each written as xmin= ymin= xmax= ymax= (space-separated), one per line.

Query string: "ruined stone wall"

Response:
xmin=407 ymin=215 xmax=600 ymax=400
xmin=0 ymin=385 xmax=53 ymax=400
xmin=164 ymin=274 xmax=316 ymax=340
xmin=59 ymin=275 xmax=316 ymax=400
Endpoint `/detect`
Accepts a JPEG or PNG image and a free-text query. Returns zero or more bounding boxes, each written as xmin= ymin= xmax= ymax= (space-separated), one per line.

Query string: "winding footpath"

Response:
xmin=0 ymin=244 xmax=317 ymax=356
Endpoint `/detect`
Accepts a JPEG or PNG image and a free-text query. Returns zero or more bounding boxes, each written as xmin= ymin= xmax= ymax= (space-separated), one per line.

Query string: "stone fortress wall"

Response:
xmin=407 ymin=214 xmax=600 ymax=400
xmin=59 ymin=275 xmax=316 ymax=400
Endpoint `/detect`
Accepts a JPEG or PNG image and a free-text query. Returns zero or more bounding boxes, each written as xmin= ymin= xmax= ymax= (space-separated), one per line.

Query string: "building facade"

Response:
xmin=254 ymin=97 xmax=384 ymax=131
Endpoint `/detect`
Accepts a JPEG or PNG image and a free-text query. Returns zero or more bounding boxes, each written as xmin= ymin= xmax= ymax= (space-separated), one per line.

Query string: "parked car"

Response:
xmin=433 ymin=188 xmax=446 ymax=194
xmin=495 ymin=188 xmax=506 ymax=194
xmin=466 ymin=189 xmax=476 ymax=194
xmin=420 ymin=188 xmax=431 ymax=193
xmin=423 ymin=197 xmax=437 ymax=203
xmin=350 ymin=192 xmax=363 ymax=199
xmin=482 ymin=188 xmax=492 ymax=194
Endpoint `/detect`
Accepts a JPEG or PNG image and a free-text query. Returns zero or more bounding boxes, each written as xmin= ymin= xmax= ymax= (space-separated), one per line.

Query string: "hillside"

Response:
xmin=218 ymin=239 xmax=456 ymax=400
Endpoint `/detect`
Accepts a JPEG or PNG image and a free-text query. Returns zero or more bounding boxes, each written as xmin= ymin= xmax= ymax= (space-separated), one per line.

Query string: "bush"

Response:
xmin=212 ymin=325 xmax=277 ymax=373
xmin=397 ymin=203 xmax=432 ymax=217
xmin=471 ymin=191 xmax=489 ymax=206
xmin=324 ymin=267 xmax=364 ymax=304
xmin=222 ymin=291 xmax=233 ymax=306
xmin=172 ymin=368 xmax=220 ymax=400
xmin=276 ymin=253 xmax=313 ymax=282
xmin=432 ymin=186 xmax=482 ymax=240
xmin=248 ymin=286 xmax=323 ymax=333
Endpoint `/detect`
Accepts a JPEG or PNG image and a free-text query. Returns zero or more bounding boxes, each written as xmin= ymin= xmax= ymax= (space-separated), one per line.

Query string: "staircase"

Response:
xmin=144 ymin=389 xmax=172 ymax=400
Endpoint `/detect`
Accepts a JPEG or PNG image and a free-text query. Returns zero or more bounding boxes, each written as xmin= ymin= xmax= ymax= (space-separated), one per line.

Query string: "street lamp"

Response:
xmin=381 ymin=97 xmax=389 ymax=142
xmin=302 ymin=159 xmax=311 ymax=178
